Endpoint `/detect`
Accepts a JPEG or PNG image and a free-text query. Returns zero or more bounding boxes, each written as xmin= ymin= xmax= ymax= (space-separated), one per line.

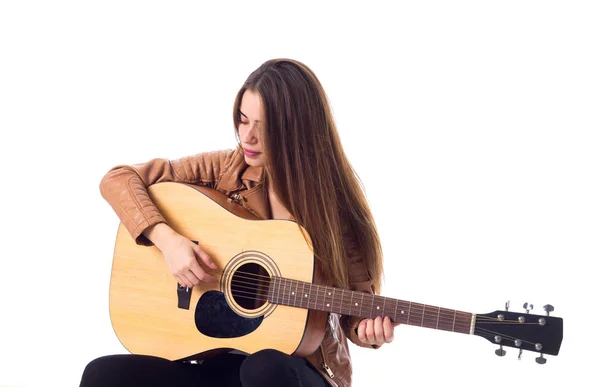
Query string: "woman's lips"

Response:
xmin=243 ymin=148 xmax=261 ymax=157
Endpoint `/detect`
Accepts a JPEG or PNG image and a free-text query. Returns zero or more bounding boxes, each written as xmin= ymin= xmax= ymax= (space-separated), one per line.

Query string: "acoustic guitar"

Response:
xmin=108 ymin=182 xmax=563 ymax=366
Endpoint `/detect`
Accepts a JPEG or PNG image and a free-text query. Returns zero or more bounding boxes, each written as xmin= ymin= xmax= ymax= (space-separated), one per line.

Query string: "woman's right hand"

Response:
xmin=144 ymin=223 xmax=218 ymax=288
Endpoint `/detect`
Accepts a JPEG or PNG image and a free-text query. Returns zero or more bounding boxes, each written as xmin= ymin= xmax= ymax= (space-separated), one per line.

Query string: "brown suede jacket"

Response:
xmin=99 ymin=147 xmax=379 ymax=387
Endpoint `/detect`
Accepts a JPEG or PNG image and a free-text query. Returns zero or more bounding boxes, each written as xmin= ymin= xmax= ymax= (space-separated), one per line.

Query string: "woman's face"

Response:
xmin=238 ymin=89 xmax=265 ymax=167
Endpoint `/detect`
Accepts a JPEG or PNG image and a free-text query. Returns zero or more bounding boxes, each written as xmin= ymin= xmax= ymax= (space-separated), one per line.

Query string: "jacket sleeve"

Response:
xmin=339 ymin=226 xmax=381 ymax=350
xmin=99 ymin=148 xmax=238 ymax=246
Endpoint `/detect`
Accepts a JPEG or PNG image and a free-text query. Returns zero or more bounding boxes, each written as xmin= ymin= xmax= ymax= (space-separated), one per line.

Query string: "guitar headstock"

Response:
xmin=474 ymin=302 xmax=563 ymax=364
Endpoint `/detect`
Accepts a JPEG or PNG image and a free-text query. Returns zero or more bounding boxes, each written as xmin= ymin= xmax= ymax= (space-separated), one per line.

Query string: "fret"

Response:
xmin=370 ymin=294 xmax=375 ymax=318
xmin=340 ymin=289 xmax=344 ymax=314
xmin=382 ymin=297 xmax=386 ymax=318
xmin=276 ymin=276 xmax=282 ymax=305
xmin=282 ymin=278 xmax=286 ymax=306
xmin=294 ymin=279 xmax=299 ymax=308
xmin=315 ymin=284 xmax=319 ymax=310
xmin=301 ymin=281 xmax=306 ymax=309
xmin=268 ymin=276 xmax=273 ymax=303
xmin=393 ymin=299 xmax=398 ymax=323
xmin=361 ymin=293 xmax=365 ymax=319
xmin=330 ymin=287 xmax=335 ymax=312
xmin=452 ymin=310 xmax=456 ymax=332
xmin=408 ymin=302 xmax=412 ymax=324
xmin=285 ymin=278 xmax=289 ymax=306
xmin=436 ymin=306 xmax=440 ymax=329
xmin=308 ymin=283 xmax=312 ymax=310
xmin=420 ymin=304 xmax=425 ymax=327
xmin=349 ymin=291 xmax=354 ymax=315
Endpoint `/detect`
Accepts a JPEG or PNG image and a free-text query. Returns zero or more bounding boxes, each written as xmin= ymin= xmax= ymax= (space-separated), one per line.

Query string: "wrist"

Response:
xmin=143 ymin=222 xmax=177 ymax=250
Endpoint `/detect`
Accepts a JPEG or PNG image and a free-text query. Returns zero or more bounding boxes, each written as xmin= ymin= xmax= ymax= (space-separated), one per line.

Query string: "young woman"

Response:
xmin=81 ymin=58 xmax=398 ymax=387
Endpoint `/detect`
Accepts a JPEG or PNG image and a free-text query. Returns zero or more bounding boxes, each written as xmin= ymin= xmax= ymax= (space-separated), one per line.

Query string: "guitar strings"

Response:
xmin=213 ymin=270 xmax=473 ymax=330
xmin=219 ymin=271 xmax=542 ymax=333
xmin=223 ymin=270 xmax=528 ymax=326
xmin=228 ymin=277 xmax=472 ymax=327
xmin=221 ymin=270 xmax=480 ymax=326
xmin=226 ymin=271 xmax=472 ymax=324
xmin=224 ymin=291 xmax=535 ymax=348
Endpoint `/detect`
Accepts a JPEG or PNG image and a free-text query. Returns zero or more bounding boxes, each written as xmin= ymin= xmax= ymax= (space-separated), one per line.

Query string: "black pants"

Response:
xmin=79 ymin=349 xmax=328 ymax=387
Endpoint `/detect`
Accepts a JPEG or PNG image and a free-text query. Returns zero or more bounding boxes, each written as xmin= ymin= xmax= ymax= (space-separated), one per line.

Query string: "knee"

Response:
xmin=240 ymin=349 xmax=289 ymax=386
xmin=79 ymin=356 xmax=111 ymax=387
xmin=79 ymin=355 xmax=127 ymax=387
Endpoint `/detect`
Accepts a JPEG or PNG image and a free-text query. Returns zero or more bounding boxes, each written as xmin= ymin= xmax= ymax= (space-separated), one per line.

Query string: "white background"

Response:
xmin=1 ymin=1 xmax=598 ymax=386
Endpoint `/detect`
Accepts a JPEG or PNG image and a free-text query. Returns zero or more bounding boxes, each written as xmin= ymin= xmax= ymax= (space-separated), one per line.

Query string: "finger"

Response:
xmin=374 ymin=316 xmax=384 ymax=345
xmin=194 ymin=245 xmax=217 ymax=270
xmin=383 ymin=316 xmax=394 ymax=343
xmin=176 ymin=275 xmax=192 ymax=289
xmin=366 ymin=318 xmax=375 ymax=344
xmin=357 ymin=319 xmax=368 ymax=343
xmin=181 ymin=270 xmax=200 ymax=287
xmin=188 ymin=259 xmax=217 ymax=283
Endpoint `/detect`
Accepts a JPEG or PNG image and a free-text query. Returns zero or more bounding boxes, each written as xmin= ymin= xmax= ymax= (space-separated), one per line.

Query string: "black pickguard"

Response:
xmin=195 ymin=291 xmax=263 ymax=338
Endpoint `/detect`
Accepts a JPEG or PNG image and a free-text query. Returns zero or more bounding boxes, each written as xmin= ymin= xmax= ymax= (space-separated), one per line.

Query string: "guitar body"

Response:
xmin=108 ymin=182 xmax=328 ymax=361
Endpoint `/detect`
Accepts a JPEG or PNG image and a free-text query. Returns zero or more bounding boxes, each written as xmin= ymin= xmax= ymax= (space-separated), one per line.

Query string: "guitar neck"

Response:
xmin=269 ymin=277 xmax=474 ymax=335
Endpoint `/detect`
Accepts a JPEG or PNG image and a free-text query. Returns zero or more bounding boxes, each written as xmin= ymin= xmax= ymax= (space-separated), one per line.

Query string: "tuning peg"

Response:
xmin=494 ymin=336 xmax=506 ymax=357
xmin=543 ymin=304 xmax=554 ymax=316
xmin=505 ymin=300 xmax=510 ymax=311
xmin=523 ymin=302 xmax=534 ymax=314
xmin=536 ymin=354 xmax=547 ymax=364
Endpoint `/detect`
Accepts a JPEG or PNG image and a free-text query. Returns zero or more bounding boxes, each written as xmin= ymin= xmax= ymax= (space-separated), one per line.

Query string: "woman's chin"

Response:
xmin=244 ymin=156 xmax=264 ymax=167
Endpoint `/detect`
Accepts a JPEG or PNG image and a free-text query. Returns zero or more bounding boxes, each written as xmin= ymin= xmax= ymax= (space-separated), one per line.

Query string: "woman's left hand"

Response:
xmin=357 ymin=316 xmax=400 ymax=346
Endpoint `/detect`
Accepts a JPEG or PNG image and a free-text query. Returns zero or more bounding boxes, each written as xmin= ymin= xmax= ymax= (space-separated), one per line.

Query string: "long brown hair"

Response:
xmin=232 ymin=58 xmax=384 ymax=294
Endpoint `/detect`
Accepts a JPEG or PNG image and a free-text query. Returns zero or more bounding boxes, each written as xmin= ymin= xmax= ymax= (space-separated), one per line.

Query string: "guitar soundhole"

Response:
xmin=231 ymin=262 xmax=270 ymax=310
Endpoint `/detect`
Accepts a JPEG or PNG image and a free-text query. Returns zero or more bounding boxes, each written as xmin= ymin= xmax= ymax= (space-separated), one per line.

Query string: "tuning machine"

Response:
xmin=535 ymin=304 xmax=555 ymax=364
xmin=493 ymin=334 xmax=506 ymax=357
xmin=493 ymin=301 xmax=511 ymax=357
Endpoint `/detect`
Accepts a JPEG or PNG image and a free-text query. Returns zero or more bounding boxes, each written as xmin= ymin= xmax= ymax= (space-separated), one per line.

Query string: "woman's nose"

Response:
xmin=244 ymin=125 xmax=259 ymax=143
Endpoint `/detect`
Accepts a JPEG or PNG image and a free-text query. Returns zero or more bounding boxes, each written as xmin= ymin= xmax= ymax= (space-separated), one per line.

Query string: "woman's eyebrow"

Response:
xmin=238 ymin=110 xmax=260 ymax=122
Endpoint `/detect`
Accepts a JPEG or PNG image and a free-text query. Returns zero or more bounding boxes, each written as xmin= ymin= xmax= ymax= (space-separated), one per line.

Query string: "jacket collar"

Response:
xmin=219 ymin=155 xmax=294 ymax=221
xmin=241 ymin=165 xmax=264 ymax=184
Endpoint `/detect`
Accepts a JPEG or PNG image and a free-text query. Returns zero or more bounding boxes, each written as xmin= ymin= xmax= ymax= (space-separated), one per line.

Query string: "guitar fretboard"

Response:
xmin=268 ymin=277 xmax=473 ymax=335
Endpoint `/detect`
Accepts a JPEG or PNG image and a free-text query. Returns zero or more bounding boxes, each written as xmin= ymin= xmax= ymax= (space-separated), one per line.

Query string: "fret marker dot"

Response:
xmin=305 ymin=294 xmax=308 ymax=297
xmin=401 ymin=311 xmax=405 ymax=314
xmin=355 ymin=302 xmax=358 ymax=306
xmin=328 ymin=292 xmax=331 ymax=296
xmin=291 ymin=292 xmax=295 ymax=295
xmin=327 ymin=303 xmax=330 ymax=307
xmin=377 ymin=306 xmax=380 ymax=310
